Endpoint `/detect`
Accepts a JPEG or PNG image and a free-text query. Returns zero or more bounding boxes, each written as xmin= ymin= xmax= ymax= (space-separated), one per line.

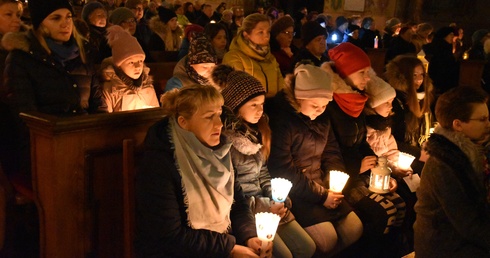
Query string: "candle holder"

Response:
xmin=329 ymin=170 xmax=350 ymax=192
xmin=255 ymin=212 xmax=281 ymax=252
xmin=398 ymin=152 xmax=415 ymax=170
xmin=271 ymin=178 xmax=292 ymax=203
xmin=369 ymin=157 xmax=392 ymax=194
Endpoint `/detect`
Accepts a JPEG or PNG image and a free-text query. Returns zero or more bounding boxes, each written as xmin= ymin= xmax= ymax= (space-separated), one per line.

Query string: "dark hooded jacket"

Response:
xmin=135 ymin=117 xmax=257 ymax=257
xmin=266 ymin=86 xmax=350 ymax=227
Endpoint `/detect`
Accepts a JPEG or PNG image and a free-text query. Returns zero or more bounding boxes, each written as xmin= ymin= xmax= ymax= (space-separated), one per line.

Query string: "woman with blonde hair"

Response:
xmin=148 ymin=6 xmax=183 ymax=52
xmin=136 ymin=85 xmax=272 ymax=257
xmin=0 ymin=0 xmax=101 ymax=191
xmin=223 ymin=13 xmax=284 ymax=97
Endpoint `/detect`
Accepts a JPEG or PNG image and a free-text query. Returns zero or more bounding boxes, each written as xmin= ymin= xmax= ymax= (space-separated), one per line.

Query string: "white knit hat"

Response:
xmin=366 ymin=75 xmax=396 ymax=108
xmin=106 ymin=25 xmax=145 ymax=66
xmin=294 ymin=64 xmax=333 ymax=100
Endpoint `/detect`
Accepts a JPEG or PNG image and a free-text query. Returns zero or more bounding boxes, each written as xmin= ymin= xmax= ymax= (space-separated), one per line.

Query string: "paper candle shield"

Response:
xmin=329 ymin=170 xmax=350 ymax=192
xmin=271 ymin=178 xmax=292 ymax=202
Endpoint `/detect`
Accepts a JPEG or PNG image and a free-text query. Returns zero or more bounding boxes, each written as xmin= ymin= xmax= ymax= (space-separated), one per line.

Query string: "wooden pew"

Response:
xmin=20 ymin=109 xmax=164 ymax=258
xmin=458 ymin=59 xmax=487 ymax=88
xmin=146 ymin=62 xmax=178 ymax=97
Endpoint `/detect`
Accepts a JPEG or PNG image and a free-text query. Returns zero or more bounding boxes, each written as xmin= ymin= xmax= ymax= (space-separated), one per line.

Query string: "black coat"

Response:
xmin=326 ymin=100 xmax=375 ymax=178
xmin=135 ymin=118 xmax=257 ymax=257
xmin=266 ymin=91 xmax=350 ymax=227
xmin=423 ymin=39 xmax=460 ymax=95
xmin=289 ymin=48 xmax=329 ymax=73
xmin=0 ymin=31 xmax=101 ymax=177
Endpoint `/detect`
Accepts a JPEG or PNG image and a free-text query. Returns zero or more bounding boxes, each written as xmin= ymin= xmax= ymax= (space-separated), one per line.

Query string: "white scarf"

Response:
xmin=170 ymin=118 xmax=234 ymax=233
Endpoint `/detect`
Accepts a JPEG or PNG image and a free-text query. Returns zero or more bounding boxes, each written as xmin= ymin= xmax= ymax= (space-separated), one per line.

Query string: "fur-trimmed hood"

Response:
xmin=148 ymin=15 xmax=183 ymax=36
xmin=320 ymin=61 xmax=374 ymax=94
xmin=99 ymin=56 xmax=151 ymax=83
xmin=1 ymin=30 xmax=30 ymax=52
xmin=430 ymin=126 xmax=484 ymax=175
xmin=384 ymin=61 xmax=411 ymax=93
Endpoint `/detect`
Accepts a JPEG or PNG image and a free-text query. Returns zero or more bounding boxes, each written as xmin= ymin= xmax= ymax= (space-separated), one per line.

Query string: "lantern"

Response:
xmin=271 ymin=178 xmax=292 ymax=203
xmin=369 ymin=157 xmax=392 ymax=194
xmin=398 ymin=152 xmax=415 ymax=170
xmin=329 ymin=170 xmax=350 ymax=192
xmin=255 ymin=212 xmax=281 ymax=253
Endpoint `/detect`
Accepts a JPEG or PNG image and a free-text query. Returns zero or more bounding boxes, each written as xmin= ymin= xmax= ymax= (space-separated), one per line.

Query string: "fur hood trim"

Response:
xmin=1 ymin=31 xmax=30 ymax=52
xmin=432 ymin=126 xmax=484 ymax=174
xmin=321 ymin=62 xmax=360 ymax=94
xmin=384 ymin=61 xmax=410 ymax=92
xmin=149 ymin=15 xmax=183 ymax=36
xmin=99 ymin=56 xmax=152 ymax=84
xmin=223 ymin=130 xmax=262 ymax=155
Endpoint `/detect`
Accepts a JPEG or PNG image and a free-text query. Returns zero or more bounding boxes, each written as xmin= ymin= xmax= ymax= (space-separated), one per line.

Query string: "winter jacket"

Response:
xmin=0 ymin=30 xmax=101 ymax=177
xmin=98 ymin=57 xmax=159 ymax=112
xmin=359 ymin=28 xmax=380 ymax=49
xmin=271 ymin=45 xmax=298 ymax=77
xmin=322 ymin=64 xmax=376 ymax=178
xmin=136 ymin=117 xmax=257 ymax=257
xmin=87 ymin=25 xmax=111 ymax=63
xmin=365 ymin=119 xmax=398 ymax=158
xmin=414 ymin=127 xmax=490 ymax=257
xmin=385 ymin=36 xmax=417 ymax=63
xmin=267 ymin=88 xmax=350 ymax=227
xmin=423 ymin=39 xmax=460 ymax=95
xmin=148 ymin=16 xmax=183 ymax=51
xmin=222 ymin=35 xmax=284 ymax=97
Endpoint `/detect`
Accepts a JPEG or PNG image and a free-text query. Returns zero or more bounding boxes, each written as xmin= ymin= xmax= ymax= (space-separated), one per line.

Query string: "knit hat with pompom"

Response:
xmin=106 ymin=25 xmax=145 ymax=66
xmin=214 ymin=64 xmax=265 ymax=112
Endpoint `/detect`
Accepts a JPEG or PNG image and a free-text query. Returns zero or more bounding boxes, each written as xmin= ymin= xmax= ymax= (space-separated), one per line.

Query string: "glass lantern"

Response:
xmin=369 ymin=157 xmax=392 ymax=194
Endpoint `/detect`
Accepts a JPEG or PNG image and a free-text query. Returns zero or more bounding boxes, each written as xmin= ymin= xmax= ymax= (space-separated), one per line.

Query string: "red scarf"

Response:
xmin=333 ymin=93 xmax=368 ymax=118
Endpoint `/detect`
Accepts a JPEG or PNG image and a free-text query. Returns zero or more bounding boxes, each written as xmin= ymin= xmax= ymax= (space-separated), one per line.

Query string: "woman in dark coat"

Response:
xmin=136 ymin=85 xmax=270 ymax=258
xmin=0 ymin=0 xmax=101 ymax=179
xmin=414 ymin=87 xmax=490 ymax=257
xmin=267 ymin=64 xmax=362 ymax=256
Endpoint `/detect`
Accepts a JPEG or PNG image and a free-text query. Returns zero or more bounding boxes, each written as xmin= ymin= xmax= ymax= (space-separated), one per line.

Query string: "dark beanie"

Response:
xmin=218 ymin=65 xmax=266 ymax=112
xmin=270 ymin=16 xmax=294 ymax=40
xmin=81 ymin=1 xmax=105 ymax=24
xmin=157 ymin=6 xmax=177 ymax=24
xmin=29 ymin=0 xmax=74 ymax=29
xmin=301 ymin=21 xmax=326 ymax=46
xmin=109 ymin=7 xmax=135 ymax=26
xmin=434 ymin=26 xmax=455 ymax=39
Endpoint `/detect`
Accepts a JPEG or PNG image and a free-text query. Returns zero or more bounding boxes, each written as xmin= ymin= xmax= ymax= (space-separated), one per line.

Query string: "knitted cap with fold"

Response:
xmin=107 ymin=25 xmax=145 ymax=66
xmin=328 ymin=42 xmax=371 ymax=78
xmin=29 ymin=0 xmax=73 ymax=29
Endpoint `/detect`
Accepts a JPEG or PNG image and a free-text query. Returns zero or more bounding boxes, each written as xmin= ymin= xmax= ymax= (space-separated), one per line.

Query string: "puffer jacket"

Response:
xmin=223 ymin=35 xmax=284 ymax=97
xmin=266 ymin=84 xmax=350 ymax=227
xmin=414 ymin=127 xmax=490 ymax=258
xmin=98 ymin=57 xmax=159 ymax=112
xmin=148 ymin=15 xmax=183 ymax=51
xmin=165 ymin=57 xmax=209 ymax=92
xmin=136 ymin=117 xmax=257 ymax=257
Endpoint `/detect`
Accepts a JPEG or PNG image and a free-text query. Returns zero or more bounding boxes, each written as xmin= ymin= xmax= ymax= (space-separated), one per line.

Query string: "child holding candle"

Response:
xmin=217 ymin=65 xmax=316 ymax=258
xmin=267 ymin=63 xmax=363 ymax=256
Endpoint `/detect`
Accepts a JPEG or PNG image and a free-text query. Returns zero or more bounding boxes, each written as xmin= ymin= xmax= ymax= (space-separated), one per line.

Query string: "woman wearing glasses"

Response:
xmin=269 ymin=16 xmax=298 ymax=77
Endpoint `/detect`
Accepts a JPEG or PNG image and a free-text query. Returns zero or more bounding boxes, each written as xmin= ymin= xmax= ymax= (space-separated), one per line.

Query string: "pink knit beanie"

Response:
xmin=328 ymin=42 xmax=371 ymax=78
xmin=107 ymin=25 xmax=145 ymax=66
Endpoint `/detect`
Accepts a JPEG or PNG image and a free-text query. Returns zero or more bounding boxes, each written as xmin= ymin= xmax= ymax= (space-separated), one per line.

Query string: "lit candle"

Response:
xmin=398 ymin=152 xmax=415 ymax=170
xmin=255 ymin=212 xmax=281 ymax=253
xmin=271 ymin=178 xmax=292 ymax=203
xmin=329 ymin=170 xmax=350 ymax=192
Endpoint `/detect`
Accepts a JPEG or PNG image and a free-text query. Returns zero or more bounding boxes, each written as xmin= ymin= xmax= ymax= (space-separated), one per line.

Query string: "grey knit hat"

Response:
xmin=219 ymin=65 xmax=265 ymax=112
xmin=109 ymin=7 xmax=135 ymax=25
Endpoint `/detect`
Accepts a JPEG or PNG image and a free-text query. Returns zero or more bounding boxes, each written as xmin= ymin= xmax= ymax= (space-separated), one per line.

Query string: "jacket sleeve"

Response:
xmin=222 ymin=51 xmax=245 ymax=72
xmin=230 ymin=176 xmax=258 ymax=245
xmin=136 ymin=149 xmax=236 ymax=257
xmin=321 ymin=122 xmax=347 ymax=175
xmin=420 ymin=160 xmax=490 ymax=250
xmin=259 ymin=164 xmax=272 ymax=198
xmin=268 ymin=118 xmax=328 ymax=205
xmin=164 ymin=77 xmax=183 ymax=92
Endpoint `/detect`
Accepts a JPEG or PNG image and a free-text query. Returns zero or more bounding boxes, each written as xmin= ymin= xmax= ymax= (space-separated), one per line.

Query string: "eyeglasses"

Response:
xmin=468 ymin=116 xmax=489 ymax=122
xmin=282 ymin=30 xmax=295 ymax=36
xmin=122 ymin=18 xmax=137 ymax=24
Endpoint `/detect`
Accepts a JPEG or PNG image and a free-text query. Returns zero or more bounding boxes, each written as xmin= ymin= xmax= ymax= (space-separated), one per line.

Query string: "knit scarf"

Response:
xmin=45 ymin=37 xmax=79 ymax=67
xmin=114 ymin=66 xmax=144 ymax=90
xmin=185 ymin=57 xmax=210 ymax=85
xmin=333 ymin=92 xmax=368 ymax=118
xmin=169 ymin=118 xmax=234 ymax=233
xmin=245 ymin=38 xmax=270 ymax=56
